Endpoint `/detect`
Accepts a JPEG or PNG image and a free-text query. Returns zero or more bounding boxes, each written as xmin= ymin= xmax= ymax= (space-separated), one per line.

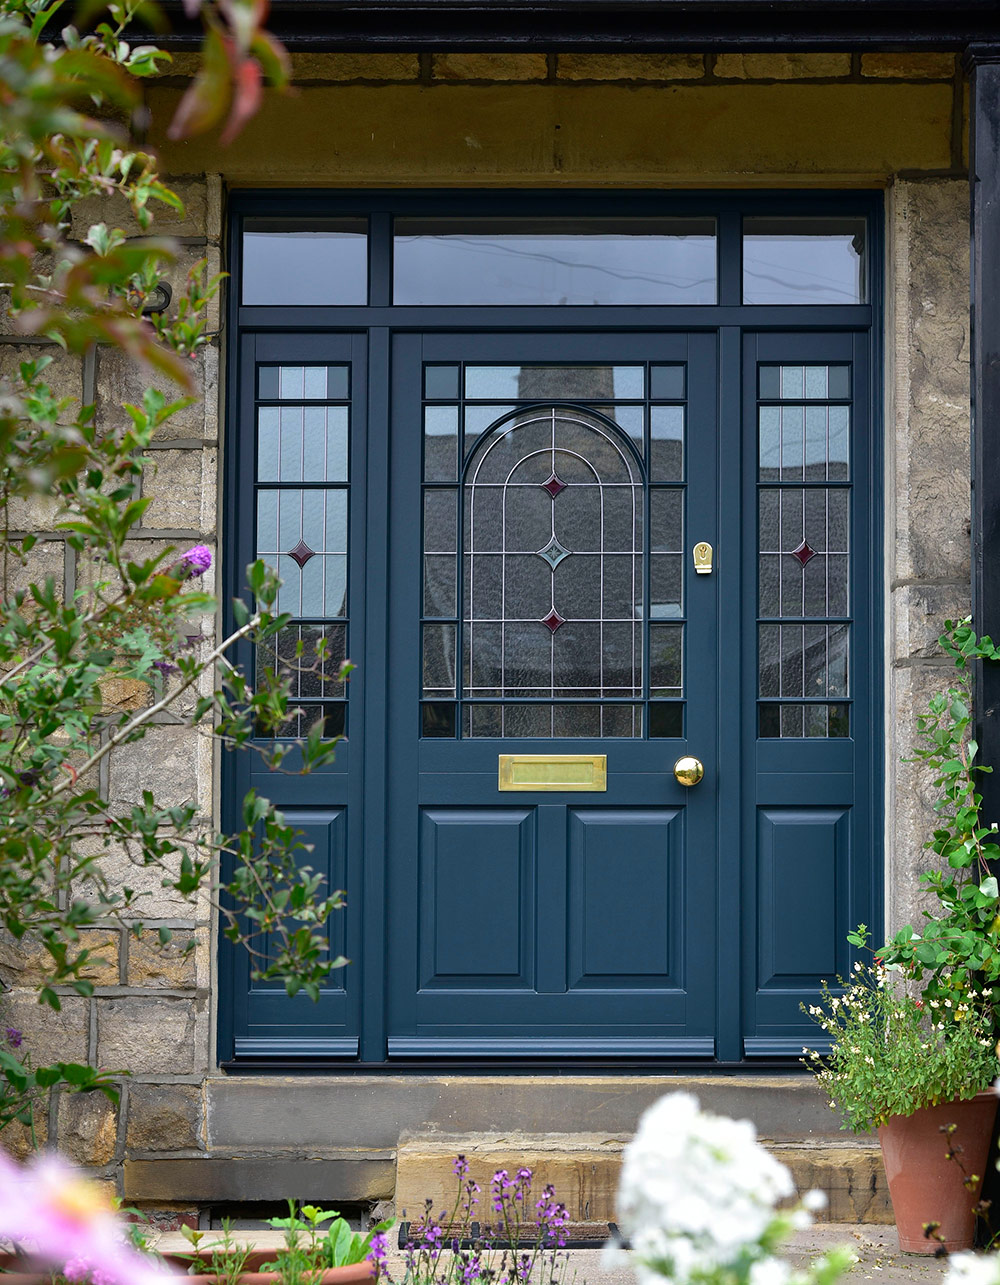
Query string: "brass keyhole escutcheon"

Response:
xmin=693 ymin=542 xmax=713 ymax=574
xmin=673 ymin=756 xmax=705 ymax=787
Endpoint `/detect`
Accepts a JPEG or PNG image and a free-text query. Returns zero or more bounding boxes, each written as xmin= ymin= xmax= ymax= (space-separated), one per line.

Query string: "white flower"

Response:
xmin=946 ymin=1253 xmax=1000 ymax=1285
xmin=749 ymin=1259 xmax=791 ymax=1285
xmin=617 ymin=1094 xmax=797 ymax=1285
xmin=802 ymin=1189 xmax=828 ymax=1213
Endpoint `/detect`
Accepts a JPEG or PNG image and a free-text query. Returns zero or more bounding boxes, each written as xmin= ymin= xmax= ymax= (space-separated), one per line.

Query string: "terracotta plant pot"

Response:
xmin=877 ymin=1091 xmax=998 ymax=1254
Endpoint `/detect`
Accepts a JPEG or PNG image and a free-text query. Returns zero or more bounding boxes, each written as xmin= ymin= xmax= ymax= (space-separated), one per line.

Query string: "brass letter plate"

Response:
xmin=498 ymin=754 xmax=607 ymax=792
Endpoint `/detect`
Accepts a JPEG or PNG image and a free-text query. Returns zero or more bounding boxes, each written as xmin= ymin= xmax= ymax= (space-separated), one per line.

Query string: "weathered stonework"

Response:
xmin=125 ymin=1083 xmax=204 ymax=1151
xmin=712 ymin=52 xmax=853 ymax=79
xmin=58 ymin=1091 xmax=119 ymax=1167
xmin=886 ymin=178 xmax=972 ymax=936
xmin=96 ymin=995 xmax=205 ymax=1076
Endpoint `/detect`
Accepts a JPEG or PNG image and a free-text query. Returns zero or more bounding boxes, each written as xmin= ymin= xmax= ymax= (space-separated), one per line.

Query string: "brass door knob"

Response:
xmin=673 ymin=756 xmax=705 ymax=787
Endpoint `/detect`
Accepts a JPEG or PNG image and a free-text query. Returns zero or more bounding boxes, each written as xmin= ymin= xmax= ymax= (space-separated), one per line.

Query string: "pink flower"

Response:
xmin=0 ymin=1152 xmax=174 ymax=1285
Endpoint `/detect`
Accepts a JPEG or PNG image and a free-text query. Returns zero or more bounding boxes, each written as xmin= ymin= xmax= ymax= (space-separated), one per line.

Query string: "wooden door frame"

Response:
xmin=218 ymin=189 xmax=884 ymax=1071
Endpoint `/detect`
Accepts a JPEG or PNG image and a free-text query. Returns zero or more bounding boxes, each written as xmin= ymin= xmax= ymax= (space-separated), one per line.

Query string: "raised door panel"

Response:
xmin=567 ymin=808 xmax=683 ymax=989
xmin=239 ymin=807 xmax=356 ymax=1059
xmin=418 ymin=808 xmax=535 ymax=989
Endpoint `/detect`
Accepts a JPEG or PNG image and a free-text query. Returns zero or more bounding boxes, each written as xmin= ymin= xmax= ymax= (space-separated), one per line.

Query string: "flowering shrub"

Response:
xmin=391 ymin=1155 xmax=571 ymax=1285
xmin=801 ymin=959 xmax=998 ymax=1133
xmin=877 ymin=620 xmax=1000 ymax=1029
xmin=0 ymin=0 xmax=349 ymax=1136
xmin=0 ymin=1149 xmax=173 ymax=1285
xmin=614 ymin=1093 xmax=854 ymax=1285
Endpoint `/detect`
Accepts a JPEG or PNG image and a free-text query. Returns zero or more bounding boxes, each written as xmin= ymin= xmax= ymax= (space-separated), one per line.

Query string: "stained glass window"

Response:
xmin=757 ymin=363 xmax=851 ymax=737
xmin=420 ymin=363 xmax=687 ymax=738
xmin=253 ymin=363 xmax=351 ymax=737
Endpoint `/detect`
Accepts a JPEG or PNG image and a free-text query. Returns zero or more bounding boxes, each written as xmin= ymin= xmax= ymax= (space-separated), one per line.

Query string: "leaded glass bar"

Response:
xmin=756 ymin=361 xmax=851 ymax=738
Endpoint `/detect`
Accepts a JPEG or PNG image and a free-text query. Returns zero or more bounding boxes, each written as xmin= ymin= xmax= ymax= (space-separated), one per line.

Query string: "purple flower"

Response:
xmin=367 ymin=1231 xmax=389 ymax=1272
xmin=453 ymin=1155 xmax=469 ymax=1178
xmin=4 ymin=1028 xmax=22 ymax=1049
xmin=173 ymin=545 xmax=212 ymax=579
xmin=151 ymin=659 xmax=178 ymax=677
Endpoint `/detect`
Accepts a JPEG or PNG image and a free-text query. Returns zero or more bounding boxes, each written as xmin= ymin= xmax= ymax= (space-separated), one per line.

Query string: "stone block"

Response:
xmin=69 ymin=178 xmax=210 ymax=240
xmin=1 ymin=1106 xmax=48 ymax=1159
xmin=72 ymin=838 xmax=209 ymax=922
xmin=58 ymin=1088 xmax=120 ymax=1165
xmin=431 ymin=54 xmax=548 ymax=81
xmin=0 ymin=992 xmax=89 ymax=1065
xmin=108 ymin=724 xmax=209 ymax=814
xmin=713 ymin=54 xmax=851 ymax=80
xmin=127 ymin=932 xmax=198 ymax=988
xmin=96 ymin=995 xmax=199 ymax=1074
xmin=141 ymin=448 xmax=216 ymax=533
xmin=768 ymin=1144 xmax=891 ymax=1224
xmin=126 ymin=1083 xmax=203 ymax=1151
xmin=290 ymin=53 xmax=419 ymax=81
xmin=123 ymin=1154 xmax=395 ymax=1202
xmin=0 ymin=540 xmax=64 ymax=600
xmin=99 ymin=677 xmax=151 ymax=713
xmin=890 ymin=584 xmax=971 ymax=662
xmin=397 ymin=1135 xmax=624 ymax=1222
xmin=0 ymin=343 xmax=82 ymax=404
xmin=96 ymin=345 xmax=208 ymax=440
xmin=861 ymin=53 xmax=956 ymax=80
xmin=556 ymin=54 xmax=704 ymax=81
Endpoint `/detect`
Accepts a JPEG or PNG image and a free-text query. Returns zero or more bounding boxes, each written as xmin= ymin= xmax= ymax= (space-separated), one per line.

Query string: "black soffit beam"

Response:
xmin=151 ymin=0 xmax=1000 ymax=52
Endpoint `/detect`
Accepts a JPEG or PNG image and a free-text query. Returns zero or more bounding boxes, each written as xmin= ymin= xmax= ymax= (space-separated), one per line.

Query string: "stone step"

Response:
xmin=395 ymin=1133 xmax=891 ymax=1227
xmin=204 ymin=1074 xmax=848 ymax=1150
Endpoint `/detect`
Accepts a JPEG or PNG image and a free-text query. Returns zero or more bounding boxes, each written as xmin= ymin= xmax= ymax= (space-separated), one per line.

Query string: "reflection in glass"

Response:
xmin=394 ymin=218 xmax=717 ymax=305
xmin=650 ymin=406 xmax=684 ymax=481
xmin=743 ymin=217 xmax=866 ymax=305
xmin=465 ymin=365 xmax=644 ymax=401
xmin=242 ymin=220 xmax=368 ymax=306
xmin=759 ymin=703 xmax=849 ymax=738
xmin=257 ymin=405 xmax=349 ymax=482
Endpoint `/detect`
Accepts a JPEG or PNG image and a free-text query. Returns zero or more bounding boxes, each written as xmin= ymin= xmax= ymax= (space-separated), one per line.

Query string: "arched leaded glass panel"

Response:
xmin=463 ymin=405 xmax=644 ymax=738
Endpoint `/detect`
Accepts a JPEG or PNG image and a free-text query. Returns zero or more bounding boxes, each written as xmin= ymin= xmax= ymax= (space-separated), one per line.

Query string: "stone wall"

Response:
xmin=885 ymin=178 xmax=972 ymax=933
xmin=0 ymin=176 xmax=222 ymax=1227
xmin=0 ymin=49 xmax=974 ymax=1217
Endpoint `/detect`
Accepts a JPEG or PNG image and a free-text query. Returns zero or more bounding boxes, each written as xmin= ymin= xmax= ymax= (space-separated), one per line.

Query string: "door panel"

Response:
xmin=387 ymin=332 xmax=719 ymax=1059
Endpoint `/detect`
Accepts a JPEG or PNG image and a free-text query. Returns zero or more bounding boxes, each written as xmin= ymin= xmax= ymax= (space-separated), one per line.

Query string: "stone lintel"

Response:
xmin=123 ymin=1155 xmax=395 ymax=1202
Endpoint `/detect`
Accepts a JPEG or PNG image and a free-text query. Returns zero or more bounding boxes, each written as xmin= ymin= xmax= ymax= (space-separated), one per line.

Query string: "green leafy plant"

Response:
xmin=260 ymin=1204 xmax=394 ymax=1282
xmin=0 ymin=0 xmax=346 ymax=1130
xmin=801 ymin=937 xmax=999 ymax=1133
xmin=878 ymin=619 xmax=1000 ymax=1024
xmin=179 ymin=1221 xmax=254 ymax=1285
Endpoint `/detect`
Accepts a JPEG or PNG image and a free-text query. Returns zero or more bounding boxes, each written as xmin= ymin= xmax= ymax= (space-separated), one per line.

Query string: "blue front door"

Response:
xmin=386 ymin=333 xmax=720 ymax=1058
xmin=220 ymin=195 xmax=881 ymax=1068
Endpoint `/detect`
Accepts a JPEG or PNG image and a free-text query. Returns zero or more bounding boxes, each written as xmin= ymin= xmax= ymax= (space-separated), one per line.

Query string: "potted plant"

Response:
xmin=803 ymin=944 xmax=998 ymax=1253
xmin=163 ymin=1206 xmax=388 ymax=1285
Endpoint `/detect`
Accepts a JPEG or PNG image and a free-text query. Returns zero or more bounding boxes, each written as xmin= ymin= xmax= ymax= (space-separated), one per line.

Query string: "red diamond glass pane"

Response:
xmin=541 ymin=473 xmax=567 ymax=499
xmin=790 ymin=539 xmax=816 ymax=567
xmin=541 ymin=608 xmax=566 ymax=634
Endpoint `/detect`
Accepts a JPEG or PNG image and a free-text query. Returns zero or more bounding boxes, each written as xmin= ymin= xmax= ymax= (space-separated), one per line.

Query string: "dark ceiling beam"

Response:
xmin=153 ymin=0 xmax=1000 ymax=50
